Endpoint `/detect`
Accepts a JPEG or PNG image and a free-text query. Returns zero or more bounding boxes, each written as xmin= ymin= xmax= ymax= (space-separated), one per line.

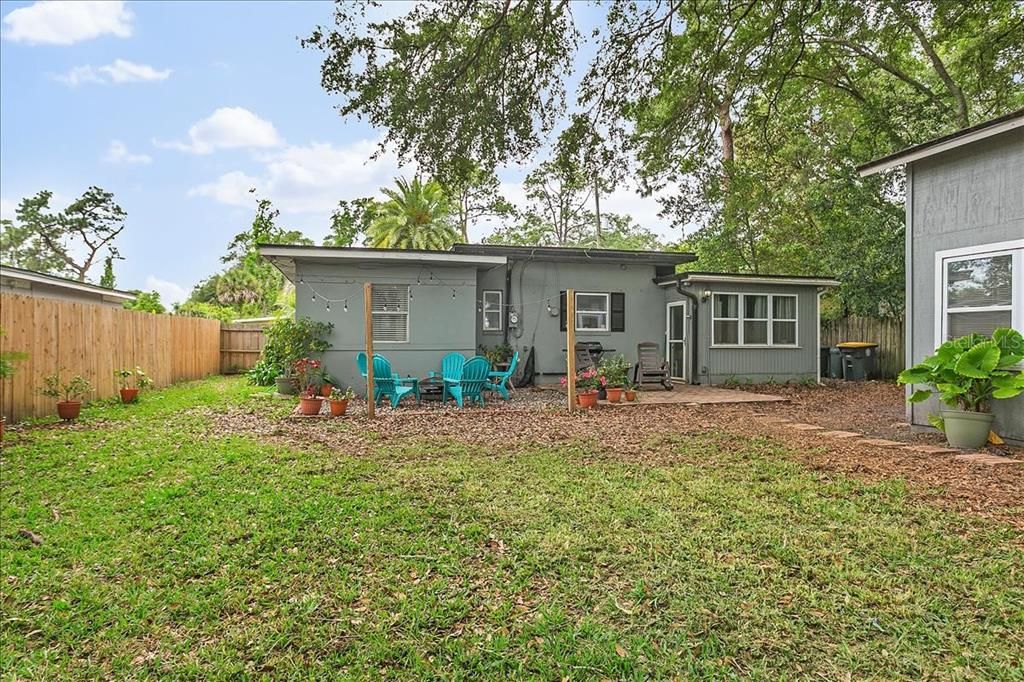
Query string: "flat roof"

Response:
xmin=857 ymin=108 xmax=1024 ymax=176
xmin=451 ymin=243 xmax=696 ymax=266
xmin=0 ymin=265 xmax=137 ymax=301
xmin=656 ymin=271 xmax=840 ymax=287
xmin=258 ymin=244 xmax=508 ymax=282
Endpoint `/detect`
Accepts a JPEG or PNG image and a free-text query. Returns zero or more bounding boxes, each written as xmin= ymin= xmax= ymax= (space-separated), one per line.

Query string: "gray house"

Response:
xmin=0 ymin=265 xmax=136 ymax=307
xmin=859 ymin=109 xmax=1023 ymax=442
xmin=261 ymin=243 xmax=837 ymax=394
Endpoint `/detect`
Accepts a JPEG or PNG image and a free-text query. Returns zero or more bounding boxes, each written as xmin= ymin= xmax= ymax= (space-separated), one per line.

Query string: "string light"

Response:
xmin=343 ymin=302 xmax=348 ymax=312
xmin=451 ymin=288 xmax=457 ymax=299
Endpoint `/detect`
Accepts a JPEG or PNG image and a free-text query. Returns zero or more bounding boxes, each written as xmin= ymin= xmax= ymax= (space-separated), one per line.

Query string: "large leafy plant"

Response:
xmin=248 ymin=317 xmax=333 ymax=386
xmin=898 ymin=328 xmax=1024 ymax=413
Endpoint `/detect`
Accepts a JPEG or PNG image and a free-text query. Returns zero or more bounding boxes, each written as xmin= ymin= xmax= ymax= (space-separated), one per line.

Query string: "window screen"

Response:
xmin=371 ymin=284 xmax=409 ymax=342
xmin=482 ymin=290 xmax=502 ymax=331
xmin=945 ymin=254 xmax=1013 ymax=340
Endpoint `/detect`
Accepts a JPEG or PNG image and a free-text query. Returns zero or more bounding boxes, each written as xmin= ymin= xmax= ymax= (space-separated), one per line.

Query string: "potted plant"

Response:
xmin=0 ymin=327 xmax=28 ymax=440
xmin=275 ymin=368 xmax=297 ymax=396
xmin=898 ymin=328 xmax=1024 ymax=448
xmin=599 ymin=355 xmax=629 ymax=403
xmin=328 ymin=386 xmax=355 ymax=416
xmin=114 ymin=366 xmax=153 ymax=403
xmin=562 ymin=367 xmax=604 ymax=409
xmin=40 ymin=372 xmax=93 ymax=421
xmin=292 ymin=358 xmax=324 ymax=415
xmin=624 ymin=381 xmax=637 ymax=402
xmin=319 ymin=371 xmax=335 ymax=397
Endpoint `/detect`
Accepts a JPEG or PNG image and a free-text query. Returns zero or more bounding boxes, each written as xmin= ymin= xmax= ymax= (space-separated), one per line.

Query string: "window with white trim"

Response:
xmin=482 ymin=290 xmax=503 ymax=332
xmin=712 ymin=293 xmax=799 ymax=346
xmin=939 ymin=245 xmax=1021 ymax=342
xmin=576 ymin=292 xmax=609 ymax=331
xmin=371 ymin=284 xmax=409 ymax=343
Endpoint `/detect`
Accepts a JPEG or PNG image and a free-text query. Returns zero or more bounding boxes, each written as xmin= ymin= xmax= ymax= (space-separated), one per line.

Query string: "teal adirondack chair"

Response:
xmin=439 ymin=352 xmax=466 ymax=402
xmin=372 ymin=355 xmax=418 ymax=407
xmin=356 ymin=352 xmax=397 ymax=402
xmin=445 ymin=356 xmax=490 ymax=407
xmin=482 ymin=351 xmax=519 ymax=400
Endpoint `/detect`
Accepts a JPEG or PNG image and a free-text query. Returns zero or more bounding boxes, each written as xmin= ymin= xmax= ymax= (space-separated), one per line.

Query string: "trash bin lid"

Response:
xmin=837 ymin=341 xmax=878 ymax=349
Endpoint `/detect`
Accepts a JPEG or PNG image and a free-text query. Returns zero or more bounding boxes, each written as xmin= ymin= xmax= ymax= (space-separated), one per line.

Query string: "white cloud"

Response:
xmin=145 ymin=275 xmax=187 ymax=306
xmin=189 ymin=139 xmax=409 ymax=213
xmin=156 ymin=107 xmax=282 ymax=155
xmin=54 ymin=59 xmax=171 ymax=87
xmin=0 ymin=197 xmax=16 ymax=220
xmin=2 ymin=0 xmax=132 ymax=45
xmin=103 ymin=140 xmax=152 ymax=165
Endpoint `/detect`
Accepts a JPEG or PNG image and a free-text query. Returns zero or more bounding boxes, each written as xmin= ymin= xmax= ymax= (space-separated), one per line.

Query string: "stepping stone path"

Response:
xmin=755 ymin=414 xmax=1021 ymax=466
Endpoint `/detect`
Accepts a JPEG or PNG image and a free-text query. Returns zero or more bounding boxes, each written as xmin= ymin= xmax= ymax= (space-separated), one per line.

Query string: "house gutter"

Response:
xmin=503 ymin=261 xmax=512 ymax=347
xmin=674 ymin=281 xmax=700 ymax=385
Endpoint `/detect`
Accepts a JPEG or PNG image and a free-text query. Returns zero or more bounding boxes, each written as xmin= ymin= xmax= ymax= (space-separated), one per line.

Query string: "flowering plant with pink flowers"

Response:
xmin=560 ymin=366 xmax=605 ymax=393
xmin=291 ymin=357 xmax=323 ymax=399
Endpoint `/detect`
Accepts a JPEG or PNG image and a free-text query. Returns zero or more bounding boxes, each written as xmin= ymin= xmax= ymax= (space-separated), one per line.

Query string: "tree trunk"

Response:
xmin=593 ymin=174 xmax=602 ymax=247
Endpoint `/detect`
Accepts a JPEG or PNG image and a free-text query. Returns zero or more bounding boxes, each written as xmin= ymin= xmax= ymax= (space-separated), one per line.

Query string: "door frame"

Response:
xmin=665 ymin=300 xmax=689 ymax=383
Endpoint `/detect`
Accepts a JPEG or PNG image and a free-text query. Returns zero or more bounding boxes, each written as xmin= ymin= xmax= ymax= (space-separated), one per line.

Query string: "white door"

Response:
xmin=666 ymin=301 xmax=688 ymax=382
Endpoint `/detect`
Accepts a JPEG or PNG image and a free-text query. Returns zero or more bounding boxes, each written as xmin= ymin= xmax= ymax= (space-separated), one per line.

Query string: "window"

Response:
xmin=371 ymin=284 xmax=409 ymax=342
xmin=575 ymin=292 xmax=610 ymax=331
xmin=482 ymin=290 xmax=503 ymax=332
xmin=712 ymin=292 xmax=799 ymax=346
xmin=938 ymin=243 xmax=1022 ymax=343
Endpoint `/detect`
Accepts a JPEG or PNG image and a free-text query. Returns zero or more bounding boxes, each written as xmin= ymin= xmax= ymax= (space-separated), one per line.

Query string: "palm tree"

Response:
xmin=367 ymin=177 xmax=459 ymax=250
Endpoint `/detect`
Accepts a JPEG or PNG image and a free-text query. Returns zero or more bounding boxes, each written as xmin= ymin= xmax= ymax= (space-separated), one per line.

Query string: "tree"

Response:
xmin=438 ymin=157 xmax=514 ymax=243
xmin=223 ymin=197 xmax=311 ymax=265
xmin=488 ymin=211 xmax=662 ymax=250
xmin=324 ymin=197 xmax=377 ymax=247
xmin=124 ymin=291 xmax=166 ymax=314
xmin=366 ymin=177 xmax=459 ymax=250
xmin=1 ymin=187 xmax=127 ymax=281
xmin=99 ymin=255 xmax=116 ymax=289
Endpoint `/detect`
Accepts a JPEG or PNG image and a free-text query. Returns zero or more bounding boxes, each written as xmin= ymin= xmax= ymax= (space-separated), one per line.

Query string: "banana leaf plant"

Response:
xmin=897 ymin=328 xmax=1024 ymax=413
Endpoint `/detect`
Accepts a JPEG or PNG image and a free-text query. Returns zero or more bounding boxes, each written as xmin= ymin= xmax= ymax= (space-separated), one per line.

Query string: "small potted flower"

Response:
xmin=114 ymin=366 xmax=153 ymax=403
xmin=328 ymin=386 xmax=355 ymax=416
xmin=562 ymin=367 xmax=603 ymax=409
xmin=624 ymin=381 xmax=637 ymax=402
xmin=599 ymin=355 xmax=629 ymax=403
xmin=319 ymin=371 xmax=335 ymax=397
xmin=40 ymin=372 xmax=93 ymax=421
xmin=292 ymin=358 xmax=324 ymax=415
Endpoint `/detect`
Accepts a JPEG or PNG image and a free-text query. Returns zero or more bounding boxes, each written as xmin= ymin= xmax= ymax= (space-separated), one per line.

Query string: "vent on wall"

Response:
xmin=371 ymin=284 xmax=410 ymax=342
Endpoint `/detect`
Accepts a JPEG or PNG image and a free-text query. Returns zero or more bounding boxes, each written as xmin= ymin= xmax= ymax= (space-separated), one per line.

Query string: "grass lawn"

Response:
xmin=2 ymin=377 xmax=1022 ymax=679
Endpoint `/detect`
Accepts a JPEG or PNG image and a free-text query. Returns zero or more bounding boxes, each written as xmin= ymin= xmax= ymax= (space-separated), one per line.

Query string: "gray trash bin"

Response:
xmin=828 ymin=347 xmax=843 ymax=379
xmin=837 ymin=342 xmax=878 ymax=380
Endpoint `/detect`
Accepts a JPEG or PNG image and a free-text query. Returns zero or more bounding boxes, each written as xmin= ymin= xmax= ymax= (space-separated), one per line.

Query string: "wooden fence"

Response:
xmin=821 ymin=315 xmax=905 ymax=379
xmin=220 ymin=322 xmax=268 ymax=374
xmin=0 ymin=293 xmax=221 ymax=423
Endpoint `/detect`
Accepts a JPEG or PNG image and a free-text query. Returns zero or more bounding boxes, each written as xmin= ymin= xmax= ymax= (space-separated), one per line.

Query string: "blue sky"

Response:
xmin=0 ymin=0 xmax=670 ymax=304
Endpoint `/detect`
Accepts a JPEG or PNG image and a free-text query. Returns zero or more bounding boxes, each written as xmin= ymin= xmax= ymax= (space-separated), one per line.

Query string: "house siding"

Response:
xmin=665 ymin=282 xmax=821 ymax=385
xmin=0 ymin=277 xmax=129 ymax=307
xmin=908 ymin=128 xmax=1024 ymax=440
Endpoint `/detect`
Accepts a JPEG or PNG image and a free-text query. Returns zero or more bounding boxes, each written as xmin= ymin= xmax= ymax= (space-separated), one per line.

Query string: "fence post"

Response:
xmin=566 ymin=288 xmax=576 ymax=411
xmin=363 ymin=282 xmax=375 ymax=419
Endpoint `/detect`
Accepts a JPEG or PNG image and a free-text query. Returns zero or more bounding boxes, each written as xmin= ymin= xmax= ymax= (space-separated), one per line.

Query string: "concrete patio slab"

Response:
xmin=818 ymin=430 xmax=862 ymax=439
xmin=858 ymin=438 xmax=907 ymax=448
xmin=787 ymin=423 xmax=825 ymax=431
xmin=904 ymin=444 xmax=959 ymax=455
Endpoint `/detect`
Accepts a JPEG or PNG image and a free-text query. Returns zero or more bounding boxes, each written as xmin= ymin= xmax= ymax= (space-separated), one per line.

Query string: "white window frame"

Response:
xmin=371 ymin=284 xmax=410 ymax=344
xmin=711 ymin=292 xmax=800 ymax=348
xmin=482 ymin=289 xmax=503 ymax=332
xmin=575 ymin=292 xmax=610 ymax=332
xmin=934 ymin=239 xmax=1023 ymax=348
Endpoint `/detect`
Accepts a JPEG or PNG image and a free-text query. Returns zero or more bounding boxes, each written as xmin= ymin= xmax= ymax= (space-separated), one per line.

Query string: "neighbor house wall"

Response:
xmin=0 ymin=276 xmax=128 ymax=307
xmin=294 ymin=260 xmax=478 ymax=396
xmin=907 ymin=128 xmax=1024 ymax=441
xmin=476 ymin=261 xmax=667 ymax=381
xmin=666 ymin=282 xmax=821 ymax=385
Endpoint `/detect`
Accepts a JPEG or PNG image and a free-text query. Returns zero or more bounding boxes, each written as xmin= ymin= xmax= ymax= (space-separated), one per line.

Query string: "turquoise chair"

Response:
xmin=482 ymin=351 xmax=519 ymax=400
xmin=439 ymin=352 xmax=466 ymax=402
xmin=445 ymin=356 xmax=490 ymax=407
xmin=372 ymin=355 xmax=418 ymax=407
xmin=356 ymin=352 xmax=398 ymax=402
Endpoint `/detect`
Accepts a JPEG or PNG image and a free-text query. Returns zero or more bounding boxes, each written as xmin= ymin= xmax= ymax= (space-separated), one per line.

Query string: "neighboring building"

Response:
xmin=859 ymin=108 xmax=1024 ymax=442
xmin=0 ymin=265 xmax=136 ymax=307
xmin=260 ymin=244 xmax=837 ymax=393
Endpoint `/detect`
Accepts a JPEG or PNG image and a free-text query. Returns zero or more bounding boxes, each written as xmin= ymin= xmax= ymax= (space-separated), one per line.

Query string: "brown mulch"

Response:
xmin=212 ymin=382 xmax=1024 ymax=531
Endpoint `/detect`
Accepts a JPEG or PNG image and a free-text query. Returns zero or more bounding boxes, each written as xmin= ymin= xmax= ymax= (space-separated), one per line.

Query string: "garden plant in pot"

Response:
xmin=40 ymin=372 xmax=93 ymax=421
xmin=599 ymin=355 xmax=630 ymax=403
xmin=114 ymin=366 xmax=153 ymax=403
xmin=293 ymin=357 xmax=324 ymax=415
xmin=562 ymin=367 xmax=604 ymax=409
xmin=328 ymin=386 xmax=355 ymax=416
xmin=319 ymin=371 xmax=335 ymax=397
xmin=248 ymin=317 xmax=333 ymax=393
xmin=898 ymin=327 xmax=1024 ymax=448
xmin=624 ymin=381 xmax=637 ymax=402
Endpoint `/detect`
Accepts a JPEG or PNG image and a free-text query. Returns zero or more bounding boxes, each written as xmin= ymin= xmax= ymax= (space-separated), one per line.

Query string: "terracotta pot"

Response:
xmin=298 ymin=397 xmax=322 ymax=416
xmin=57 ymin=401 xmax=82 ymax=421
xmin=624 ymin=390 xmax=636 ymax=402
xmin=328 ymin=398 xmax=349 ymax=416
xmin=605 ymin=387 xmax=623 ymax=403
xmin=577 ymin=390 xmax=599 ymax=409
xmin=320 ymin=382 xmax=333 ymax=397
xmin=119 ymin=388 xmax=139 ymax=403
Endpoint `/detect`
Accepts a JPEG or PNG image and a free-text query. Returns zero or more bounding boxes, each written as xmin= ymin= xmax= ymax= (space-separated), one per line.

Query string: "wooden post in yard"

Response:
xmin=566 ymin=288 xmax=576 ymax=411
xmin=363 ymin=282 xmax=375 ymax=419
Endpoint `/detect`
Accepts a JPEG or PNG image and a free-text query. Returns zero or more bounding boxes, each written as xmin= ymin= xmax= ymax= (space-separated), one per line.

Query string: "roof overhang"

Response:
xmin=258 ymin=244 xmax=507 ymax=282
xmin=0 ymin=266 xmax=137 ymax=301
xmin=656 ymin=272 xmax=840 ymax=288
xmin=857 ymin=109 xmax=1024 ymax=177
xmin=451 ymin=243 xmax=696 ymax=266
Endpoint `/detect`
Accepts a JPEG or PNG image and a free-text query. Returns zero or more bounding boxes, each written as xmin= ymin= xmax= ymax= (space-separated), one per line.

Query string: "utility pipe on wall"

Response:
xmin=674 ymin=281 xmax=700 ymax=385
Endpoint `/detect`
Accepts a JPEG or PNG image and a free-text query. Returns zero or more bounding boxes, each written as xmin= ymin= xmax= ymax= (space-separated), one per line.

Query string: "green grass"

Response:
xmin=2 ymin=377 xmax=1022 ymax=680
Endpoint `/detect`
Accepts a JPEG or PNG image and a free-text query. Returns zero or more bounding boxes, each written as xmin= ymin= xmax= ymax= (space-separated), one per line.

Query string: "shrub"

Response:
xmin=248 ymin=317 xmax=333 ymax=386
xmin=40 ymin=372 xmax=93 ymax=402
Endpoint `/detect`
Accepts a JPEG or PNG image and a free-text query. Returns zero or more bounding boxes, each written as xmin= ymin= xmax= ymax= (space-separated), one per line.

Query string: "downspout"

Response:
xmin=674 ymin=281 xmax=700 ymax=385
xmin=503 ymin=260 xmax=512 ymax=347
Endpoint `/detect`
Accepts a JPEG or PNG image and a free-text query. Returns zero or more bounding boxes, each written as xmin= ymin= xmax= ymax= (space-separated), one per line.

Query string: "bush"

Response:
xmin=248 ymin=317 xmax=333 ymax=386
